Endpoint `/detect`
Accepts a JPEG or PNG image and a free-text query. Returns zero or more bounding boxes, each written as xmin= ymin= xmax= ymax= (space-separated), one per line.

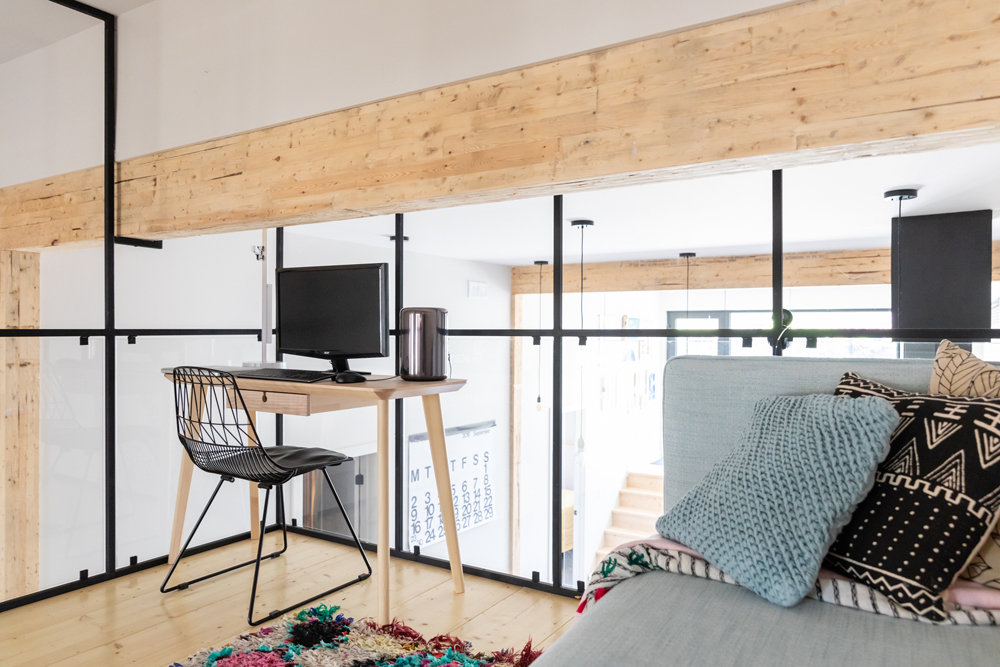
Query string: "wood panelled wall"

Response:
xmin=511 ymin=243 xmax=1000 ymax=295
xmin=0 ymin=251 xmax=40 ymax=599
xmin=2 ymin=0 xmax=1000 ymax=251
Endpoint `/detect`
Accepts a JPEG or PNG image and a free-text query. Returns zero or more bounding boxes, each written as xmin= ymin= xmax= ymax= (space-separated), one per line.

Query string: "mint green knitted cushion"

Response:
xmin=656 ymin=394 xmax=899 ymax=607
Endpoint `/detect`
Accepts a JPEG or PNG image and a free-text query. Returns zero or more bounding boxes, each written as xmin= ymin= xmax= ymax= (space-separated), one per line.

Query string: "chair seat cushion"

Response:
xmin=265 ymin=446 xmax=350 ymax=472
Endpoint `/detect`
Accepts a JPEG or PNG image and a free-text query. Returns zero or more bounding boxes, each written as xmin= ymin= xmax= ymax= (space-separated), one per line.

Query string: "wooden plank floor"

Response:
xmin=0 ymin=533 xmax=578 ymax=666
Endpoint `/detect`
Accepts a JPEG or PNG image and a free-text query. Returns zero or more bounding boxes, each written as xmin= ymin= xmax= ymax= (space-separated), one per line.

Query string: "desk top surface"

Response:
xmin=161 ymin=366 xmax=466 ymax=401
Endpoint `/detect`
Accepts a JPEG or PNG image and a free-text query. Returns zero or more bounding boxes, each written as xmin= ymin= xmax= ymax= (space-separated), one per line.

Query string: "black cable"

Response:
xmin=538 ymin=264 xmax=543 ymax=405
xmin=580 ymin=226 xmax=585 ymax=328
xmin=685 ymin=255 xmax=690 ymax=320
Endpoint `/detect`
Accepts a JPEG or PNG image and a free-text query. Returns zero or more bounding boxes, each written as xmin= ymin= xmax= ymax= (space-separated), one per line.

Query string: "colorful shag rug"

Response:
xmin=169 ymin=604 xmax=542 ymax=667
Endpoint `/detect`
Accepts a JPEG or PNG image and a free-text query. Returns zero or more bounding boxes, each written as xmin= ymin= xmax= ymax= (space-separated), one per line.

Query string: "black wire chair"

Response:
xmin=160 ymin=366 xmax=371 ymax=625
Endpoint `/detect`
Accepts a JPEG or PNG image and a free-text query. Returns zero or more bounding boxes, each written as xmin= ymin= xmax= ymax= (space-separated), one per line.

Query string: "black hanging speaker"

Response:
xmin=891 ymin=209 xmax=992 ymax=341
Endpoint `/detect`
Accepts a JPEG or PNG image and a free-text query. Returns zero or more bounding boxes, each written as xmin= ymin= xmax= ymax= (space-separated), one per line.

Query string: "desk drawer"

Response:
xmin=240 ymin=390 xmax=310 ymax=416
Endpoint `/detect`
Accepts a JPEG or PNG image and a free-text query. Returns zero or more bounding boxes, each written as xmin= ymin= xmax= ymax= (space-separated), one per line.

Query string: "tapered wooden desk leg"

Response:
xmin=247 ymin=408 xmax=261 ymax=541
xmin=377 ymin=399 xmax=391 ymax=625
xmin=169 ymin=383 xmax=204 ymax=565
xmin=168 ymin=453 xmax=194 ymax=565
xmin=422 ymin=393 xmax=465 ymax=594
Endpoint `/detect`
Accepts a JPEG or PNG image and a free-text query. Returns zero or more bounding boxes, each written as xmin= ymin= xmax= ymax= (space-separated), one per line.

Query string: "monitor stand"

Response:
xmin=330 ymin=359 xmax=371 ymax=375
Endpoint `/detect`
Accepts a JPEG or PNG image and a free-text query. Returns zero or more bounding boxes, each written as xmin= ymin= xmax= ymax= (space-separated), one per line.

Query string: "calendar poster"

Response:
xmin=407 ymin=420 xmax=496 ymax=549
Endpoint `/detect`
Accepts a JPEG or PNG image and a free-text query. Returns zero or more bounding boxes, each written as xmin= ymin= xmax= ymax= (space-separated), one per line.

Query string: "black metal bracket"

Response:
xmin=767 ymin=333 xmax=793 ymax=350
xmin=80 ymin=336 xmax=89 ymax=346
xmin=127 ymin=335 xmax=136 ymax=344
xmin=113 ymin=236 xmax=163 ymax=249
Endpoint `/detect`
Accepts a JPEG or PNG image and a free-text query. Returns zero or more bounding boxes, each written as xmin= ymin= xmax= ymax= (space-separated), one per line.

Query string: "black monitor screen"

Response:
xmin=276 ymin=263 xmax=389 ymax=361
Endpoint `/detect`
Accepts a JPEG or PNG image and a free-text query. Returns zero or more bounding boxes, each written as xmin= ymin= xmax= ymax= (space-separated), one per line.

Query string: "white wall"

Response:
xmin=0 ymin=23 xmax=103 ymax=188
xmin=1 ymin=0 xmax=783 ymax=188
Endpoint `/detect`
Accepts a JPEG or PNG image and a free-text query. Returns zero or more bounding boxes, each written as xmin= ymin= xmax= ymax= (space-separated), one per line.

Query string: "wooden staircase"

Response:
xmin=594 ymin=471 xmax=664 ymax=565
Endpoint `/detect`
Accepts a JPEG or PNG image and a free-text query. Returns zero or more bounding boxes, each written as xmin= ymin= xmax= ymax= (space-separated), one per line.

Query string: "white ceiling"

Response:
xmin=0 ymin=0 xmax=154 ymax=65
xmin=291 ymin=142 xmax=1000 ymax=266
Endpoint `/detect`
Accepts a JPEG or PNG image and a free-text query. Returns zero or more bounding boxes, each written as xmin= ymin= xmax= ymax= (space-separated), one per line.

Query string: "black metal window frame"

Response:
xmin=4 ymin=1 xmax=1000 ymax=614
xmin=665 ymin=309 xmax=894 ymax=357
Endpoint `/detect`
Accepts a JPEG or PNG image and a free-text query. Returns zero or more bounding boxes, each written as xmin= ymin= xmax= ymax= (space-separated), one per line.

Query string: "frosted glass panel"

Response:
xmin=399 ymin=336 xmax=551 ymax=583
xmin=562 ymin=171 xmax=772 ymax=327
xmin=115 ymin=335 xmax=275 ymax=568
xmin=404 ymin=197 xmax=553 ymax=330
xmin=282 ymin=383 xmax=396 ymax=547
xmin=40 ymin=247 xmax=103 ymax=329
xmin=115 ymin=231 xmax=262 ymax=330
xmin=35 ymin=337 xmax=105 ymax=597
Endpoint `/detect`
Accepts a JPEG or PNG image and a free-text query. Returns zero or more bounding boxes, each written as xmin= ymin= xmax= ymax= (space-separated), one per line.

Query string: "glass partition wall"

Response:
xmin=5 ymin=135 xmax=1000 ymax=607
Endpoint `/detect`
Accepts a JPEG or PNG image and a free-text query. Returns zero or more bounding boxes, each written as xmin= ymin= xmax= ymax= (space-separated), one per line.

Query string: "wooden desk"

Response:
xmin=163 ymin=369 xmax=467 ymax=625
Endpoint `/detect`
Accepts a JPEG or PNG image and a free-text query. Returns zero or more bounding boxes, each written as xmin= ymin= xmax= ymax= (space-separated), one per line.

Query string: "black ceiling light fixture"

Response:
xmin=884 ymin=188 xmax=919 ymax=221
xmin=680 ymin=252 xmax=696 ymax=319
xmin=571 ymin=219 xmax=594 ymax=345
xmin=534 ymin=260 xmax=548 ymax=411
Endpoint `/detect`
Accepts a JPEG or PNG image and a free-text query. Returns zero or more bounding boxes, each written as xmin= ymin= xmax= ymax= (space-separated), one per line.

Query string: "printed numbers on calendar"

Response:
xmin=407 ymin=422 xmax=497 ymax=549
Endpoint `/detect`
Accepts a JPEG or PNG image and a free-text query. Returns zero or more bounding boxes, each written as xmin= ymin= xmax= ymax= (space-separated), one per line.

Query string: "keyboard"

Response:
xmin=234 ymin=368 xmax=336 ymax=383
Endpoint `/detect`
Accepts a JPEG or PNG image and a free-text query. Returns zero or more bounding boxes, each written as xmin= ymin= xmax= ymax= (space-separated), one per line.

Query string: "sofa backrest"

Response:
xmin=661 ymin=355 xmax=934 ymax=512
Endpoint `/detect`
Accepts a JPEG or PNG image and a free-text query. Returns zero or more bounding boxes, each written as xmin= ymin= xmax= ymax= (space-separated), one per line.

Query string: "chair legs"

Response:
xmin=161 ymin=476 xmax=288 ymax=595
xmin=246 ymin=469 xmax=373 ymax=625
xmin=160 ymin=470 xmax=372 ymax=628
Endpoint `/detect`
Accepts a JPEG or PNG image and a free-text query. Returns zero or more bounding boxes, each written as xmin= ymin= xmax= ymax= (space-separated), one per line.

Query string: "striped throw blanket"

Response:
xmin=579 ymin=543 xmax=1000 ymax=626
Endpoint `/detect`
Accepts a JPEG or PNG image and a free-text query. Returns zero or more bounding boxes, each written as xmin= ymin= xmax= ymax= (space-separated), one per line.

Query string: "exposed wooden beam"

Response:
xmin=3 ymin=0 xmax=1000 ymax=251
xmin=511 ymin=242 xmax=1000 ymax=294
xmin=0 ymin=251 xmax=40 ymax=599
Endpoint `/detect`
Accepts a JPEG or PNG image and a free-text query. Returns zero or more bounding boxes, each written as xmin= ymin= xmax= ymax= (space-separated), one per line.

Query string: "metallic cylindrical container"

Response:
xmin=399 ymin=307 xmax=448 ymax=381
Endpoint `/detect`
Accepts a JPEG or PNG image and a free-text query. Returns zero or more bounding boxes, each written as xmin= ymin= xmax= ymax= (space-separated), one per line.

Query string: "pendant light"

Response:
xmin=571 ymin=219 xmax=594 ymax=339
xmin=534 ymin=260 xmax=547 ymax=411
xmin=680 ymin=252 xmax=696 ymax=320
xmin=570 ymin=219 xmax=594 ymax=460
xmin=884 ymin=188 xmax=918 ymax=219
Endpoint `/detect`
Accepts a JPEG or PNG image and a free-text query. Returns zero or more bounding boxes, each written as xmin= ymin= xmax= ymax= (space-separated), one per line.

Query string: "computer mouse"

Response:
xmin=335 ymin=371 xmax=366 ymax=384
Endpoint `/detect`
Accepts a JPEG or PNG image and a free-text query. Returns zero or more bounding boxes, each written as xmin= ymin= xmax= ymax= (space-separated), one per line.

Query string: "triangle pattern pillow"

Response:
xmin=826 ymin=372 xmax=1000 ymax=621
xmin=931 ymin=340 xmax=1000 ymax=589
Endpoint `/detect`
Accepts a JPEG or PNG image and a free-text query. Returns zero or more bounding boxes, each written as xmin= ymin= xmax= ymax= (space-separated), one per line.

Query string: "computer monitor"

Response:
xmin=276 ymin=263 xmax=389 ymax=372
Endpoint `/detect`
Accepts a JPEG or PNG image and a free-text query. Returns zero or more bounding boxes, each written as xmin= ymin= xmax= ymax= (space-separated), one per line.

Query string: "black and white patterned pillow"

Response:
xmin=825 ymin=373 xmax=1000 ymax=621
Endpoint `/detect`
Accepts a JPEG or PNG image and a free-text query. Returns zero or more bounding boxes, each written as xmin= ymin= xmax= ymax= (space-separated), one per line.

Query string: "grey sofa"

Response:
xmin=535 ymin=356 xmax=1000 ymax=666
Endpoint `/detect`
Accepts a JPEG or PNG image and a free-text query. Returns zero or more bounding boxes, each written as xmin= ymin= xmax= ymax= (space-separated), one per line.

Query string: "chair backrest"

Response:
xmin=172 ymin=366 xmax=293 ymax=484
